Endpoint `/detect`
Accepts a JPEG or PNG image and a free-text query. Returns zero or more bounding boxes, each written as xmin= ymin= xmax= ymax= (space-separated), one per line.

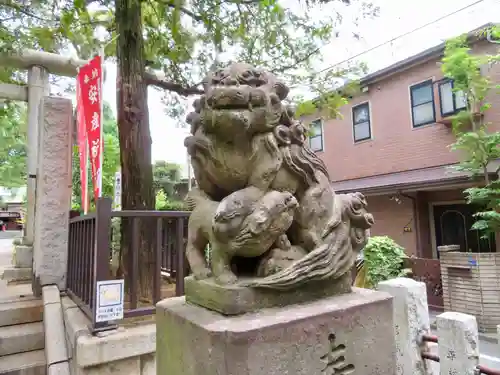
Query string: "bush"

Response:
xmin=361 ymin=236 xmax=410 ymax=288
xmin=155 ymin=190 xmax=189 ymax=211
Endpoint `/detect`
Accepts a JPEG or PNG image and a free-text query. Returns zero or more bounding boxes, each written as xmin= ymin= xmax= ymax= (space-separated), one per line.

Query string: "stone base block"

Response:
xmin=14 ymin=245 xmax=33 ymax=268
xmin=157 ymin=288 xmax=396 ymax=375
xmin=1 ymin=266 xmax=32 ymax=283
xmin=184 ymin=273 xmax=352 ymax=315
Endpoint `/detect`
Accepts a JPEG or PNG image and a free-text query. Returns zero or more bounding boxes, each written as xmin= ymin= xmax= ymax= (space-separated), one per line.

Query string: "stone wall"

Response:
xmin=61 ymin=297 xmax=156 ymax=375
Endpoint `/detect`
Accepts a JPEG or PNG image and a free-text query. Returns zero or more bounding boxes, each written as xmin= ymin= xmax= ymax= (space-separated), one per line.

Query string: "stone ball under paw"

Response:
xmin=257 ymin=246 xmax=308 ymax=277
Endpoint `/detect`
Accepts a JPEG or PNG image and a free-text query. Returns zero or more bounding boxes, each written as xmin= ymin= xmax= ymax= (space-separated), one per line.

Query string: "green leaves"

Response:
xmin=363 ymin=236 xmax=408 ymax=289
xmin=0 ymin=102 xmax=27 ymax=188
xmin=155 ymin=189 xmax=186 ymax=210
xmin=442 ymin=26 xmax=500 ymax=239
xmin=153 ymin=160 xmax=183 ymax=201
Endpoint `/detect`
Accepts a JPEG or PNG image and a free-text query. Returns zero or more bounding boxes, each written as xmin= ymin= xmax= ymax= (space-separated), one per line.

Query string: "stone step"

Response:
xmin=1 ymin=268 xmax=31 ymax=284
xmin=0 ymin=299 xmax=43 ymax=328
xmin=0 ymin=350 xmax=46 ymax=375
xmin=0 ymin=322 xmax=44 ymax=357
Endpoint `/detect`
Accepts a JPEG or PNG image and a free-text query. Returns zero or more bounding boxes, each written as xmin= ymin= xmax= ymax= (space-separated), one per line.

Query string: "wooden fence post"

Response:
xmin=378 ymin=277 xmax=433 ymax=375
xmin=91 ymin=197 xmax=115 ymax=333
xmin=436 ymin=312 xmax=479 ymax=375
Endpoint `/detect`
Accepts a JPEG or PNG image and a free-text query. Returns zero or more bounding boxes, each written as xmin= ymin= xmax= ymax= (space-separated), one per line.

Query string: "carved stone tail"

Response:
xmin=242 ymin=224 xmax=356 ymax=290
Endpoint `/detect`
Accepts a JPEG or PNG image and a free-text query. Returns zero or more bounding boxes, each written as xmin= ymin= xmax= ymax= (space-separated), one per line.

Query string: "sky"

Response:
xmin=99 ymin=0 xmax=498 ymax=178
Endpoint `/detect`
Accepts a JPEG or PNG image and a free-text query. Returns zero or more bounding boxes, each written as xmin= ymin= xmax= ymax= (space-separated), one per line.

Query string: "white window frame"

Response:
xmin=438 ymin=79 xmax=468 ymax=117
xmin=352 ymin=102 xmax=372 ymax=143
xmin=409 ymin=79 xmax=436 ymax=128
xmin=308 ymin=118 xmax=324 ymax=152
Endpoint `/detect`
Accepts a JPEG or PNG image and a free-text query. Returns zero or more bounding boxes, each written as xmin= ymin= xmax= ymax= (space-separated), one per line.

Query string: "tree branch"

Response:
xmin=159 ymin=0 xmax=203 ymax=22
xmin=0 ymin=0 xmax=52 ymax=22
xmin=145 ymin=71 xmax=204 ymax=96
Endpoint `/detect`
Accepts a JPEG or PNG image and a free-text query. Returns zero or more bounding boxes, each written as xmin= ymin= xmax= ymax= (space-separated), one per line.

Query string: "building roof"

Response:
xmin=359 ymin=22 xmax=495 ymax=86
xmin=332 ymin=160 xmax=500 ymax=195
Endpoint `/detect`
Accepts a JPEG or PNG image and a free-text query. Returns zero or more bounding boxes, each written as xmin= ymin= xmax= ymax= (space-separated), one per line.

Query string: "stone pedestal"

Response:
xmin=185 ymin=273 xmax=352 ymax=315
xmin=1 ymin=244 xmax=33 ymax=283
xmin=156 ymin=288 xmax=396 ymax=375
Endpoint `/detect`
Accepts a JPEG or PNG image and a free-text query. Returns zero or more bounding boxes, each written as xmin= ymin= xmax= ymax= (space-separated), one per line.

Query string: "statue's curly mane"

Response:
xmin=272 ymin=119 xmax=331 ymax=187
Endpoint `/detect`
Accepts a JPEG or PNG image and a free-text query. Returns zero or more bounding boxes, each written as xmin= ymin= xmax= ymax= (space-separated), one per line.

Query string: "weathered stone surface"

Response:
xmin=44 ymin=301 xmax=69 ymax=365
xmin=75 ymin=324 xmax=155 ymax=368
xmin=140 ymin=354 xmax=155 ymax=375
xmin=0 ymin=321 xmax=44 ymax=356
xmin=437 ymin=312 xmax=479 ymax=375
xmin=185 ymin=273 xmax=352 ymax=315
xmin=33 ymin=97 xmax=72 ymax=294
xmin=14 ymin=245 xmax=33 ymax=268
xmin=0 ymin=349 xmax=46 ymax=375
xmin=42 ymin=285 xmax=61 ymax=306
xmin=79 ymin=358 xmax=140 ymax=375
xmin=157 ymin=288 xmax=396 ymax=375
xmin=183 ymin=63 xmax=374 ymax=293
xmin=62 ymin=295 xmax=157 ymax=375
xmin=1 ymin=266 xmax=31 ymax=283
xmin=377 ymin=277 xmax=432 ymax=375
xmin=0 ymin=299 xmax=43 ymax=327
xmin=48 ymin=362 xmax=70 ymax=375
xmin=437 ymin=245 xmax=460 ymax=253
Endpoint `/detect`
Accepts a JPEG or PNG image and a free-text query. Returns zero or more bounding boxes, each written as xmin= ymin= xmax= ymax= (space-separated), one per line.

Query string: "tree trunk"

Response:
xmin=115 ymin=0 xmax=155 ymax=299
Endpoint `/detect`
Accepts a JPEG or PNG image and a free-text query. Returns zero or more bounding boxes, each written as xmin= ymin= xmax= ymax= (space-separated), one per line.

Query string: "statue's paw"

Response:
xmin=216 ymin=271 xmax=238 ymax=285
xmin=193 ymin=267 xmax=212 ymax=280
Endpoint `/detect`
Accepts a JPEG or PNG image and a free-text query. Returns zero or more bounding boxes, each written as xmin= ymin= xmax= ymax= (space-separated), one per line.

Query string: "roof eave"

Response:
xmin=359 ymin=22 xmax=495 ymax=87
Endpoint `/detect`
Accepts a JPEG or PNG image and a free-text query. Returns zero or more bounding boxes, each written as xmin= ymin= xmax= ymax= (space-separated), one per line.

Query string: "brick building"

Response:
xmin=307 ymin=25 xmax=500 ymax=258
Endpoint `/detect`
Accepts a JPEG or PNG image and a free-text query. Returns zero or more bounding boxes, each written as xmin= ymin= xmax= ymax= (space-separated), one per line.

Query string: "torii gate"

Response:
xmin=0 ymin=50 xmax=173 ymax=295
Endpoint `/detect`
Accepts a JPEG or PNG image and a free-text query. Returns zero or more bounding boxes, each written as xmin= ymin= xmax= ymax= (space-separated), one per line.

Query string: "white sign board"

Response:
xmin=113 ymin=170 xmax=122 ymax=210
xmin=95 ymin=279 xmax=124 ymax=323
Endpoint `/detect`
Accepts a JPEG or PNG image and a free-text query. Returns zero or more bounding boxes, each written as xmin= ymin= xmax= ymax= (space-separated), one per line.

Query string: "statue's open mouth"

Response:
xmin=205 ymin=86 xmax=270 ymax=111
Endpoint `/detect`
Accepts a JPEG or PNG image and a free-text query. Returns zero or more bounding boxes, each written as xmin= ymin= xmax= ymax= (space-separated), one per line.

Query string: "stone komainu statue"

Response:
xmin=183 ymin=62 xmax=374 ymax=290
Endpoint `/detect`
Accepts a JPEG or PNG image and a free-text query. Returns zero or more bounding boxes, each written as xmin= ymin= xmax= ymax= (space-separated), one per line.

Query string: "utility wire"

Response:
xmin=298 ymin=0 xmax=487 ymax=87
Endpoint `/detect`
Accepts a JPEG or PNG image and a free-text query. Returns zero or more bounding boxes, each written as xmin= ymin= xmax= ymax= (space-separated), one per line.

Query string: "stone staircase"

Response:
xmin=0 ymin=284 xmax=45 ymax=375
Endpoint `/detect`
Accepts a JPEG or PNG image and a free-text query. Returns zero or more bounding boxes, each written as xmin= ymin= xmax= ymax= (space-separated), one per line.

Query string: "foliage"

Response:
xmin=1 ymin=0 xmax=378 ymax=112
xmin=110 ymin=217 xmax=121 ymax=255
xmin=155 ymin=189 xmax=187 ymax=211
xmin=72 ymin=102 xmax=121 ymax=211
xmin=294 ymin=67 xmax=366 ymax=119
xmin=0 ymin=0 xmax=378 ymax=205
xmin=0 ymin=0 xmax=378 ymax=295
xmin=0 ymin=102 xmax=27 ymax=188
xmin=153 ymin=160 xmax=181 ymax=196
xmin=152 ymin=160 xmax=187 ymax=209
xmin=360 ymin=236 xmax=409 ymax=289
xmin=441 ymin=26 xmax=500 ymax=237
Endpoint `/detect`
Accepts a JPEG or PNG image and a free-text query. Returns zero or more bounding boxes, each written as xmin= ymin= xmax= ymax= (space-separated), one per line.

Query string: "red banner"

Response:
xmin=77 ymin=56 xmax=103 ymax=200
xmin=76 ymin=82 xmax=89 ymax=213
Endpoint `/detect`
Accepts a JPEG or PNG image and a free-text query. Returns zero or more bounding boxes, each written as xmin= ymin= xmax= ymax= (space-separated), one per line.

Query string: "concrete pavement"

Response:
xmin=0 ymin=231 xmax=22 ymax=290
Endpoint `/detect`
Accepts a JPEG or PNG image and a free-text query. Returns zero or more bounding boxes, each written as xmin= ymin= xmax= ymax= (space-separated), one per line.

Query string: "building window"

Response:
xmin=410 ymin=80 xmax=435 ymax=127
xmin=352 ymin=102 xmax=371 ymax=142
xmin=438 ymin=79 xmax=467 ymax=117
xmin=308 ymin=119 xmax=323 ymax=152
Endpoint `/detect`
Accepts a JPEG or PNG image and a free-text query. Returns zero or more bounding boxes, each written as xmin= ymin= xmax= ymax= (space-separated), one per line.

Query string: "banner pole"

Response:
xmin=98 ymin=47 xmax=105 ymax=198
xmin=76 ymin=75 xmax=89 ymax=214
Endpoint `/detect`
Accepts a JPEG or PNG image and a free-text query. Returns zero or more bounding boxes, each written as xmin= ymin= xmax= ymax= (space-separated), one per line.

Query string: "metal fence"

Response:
xmin=408 ymin=257 xmax=444 ymax=311
xmin=66 ymin=197 xmax=190 ymax=332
